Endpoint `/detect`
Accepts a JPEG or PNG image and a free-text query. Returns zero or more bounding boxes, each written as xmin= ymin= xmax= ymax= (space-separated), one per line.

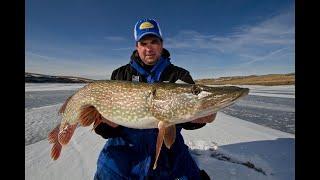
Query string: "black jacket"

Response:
xmin=94 ymin=48 xmax=206 ymax=139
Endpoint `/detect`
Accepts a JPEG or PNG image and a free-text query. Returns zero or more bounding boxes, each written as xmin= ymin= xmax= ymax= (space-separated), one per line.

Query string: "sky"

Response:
xmin=25 ymin=0 xmax=295 ymax=80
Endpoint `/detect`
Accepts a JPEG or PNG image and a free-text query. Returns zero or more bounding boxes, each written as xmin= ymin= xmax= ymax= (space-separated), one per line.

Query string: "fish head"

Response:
xmin=195 ymin=85 xmax=249 ymax=115
xmin=151 ymin=83 xmax=249 ymax=124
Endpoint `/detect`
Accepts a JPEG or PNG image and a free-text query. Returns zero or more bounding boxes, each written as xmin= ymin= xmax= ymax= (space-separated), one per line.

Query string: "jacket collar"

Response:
xmin=129 ymin=48 xmax=172 ymax=83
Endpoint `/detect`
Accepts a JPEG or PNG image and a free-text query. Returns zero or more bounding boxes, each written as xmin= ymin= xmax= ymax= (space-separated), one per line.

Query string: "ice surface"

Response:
xmin=25 ymin=83 xmax=295 ymax=180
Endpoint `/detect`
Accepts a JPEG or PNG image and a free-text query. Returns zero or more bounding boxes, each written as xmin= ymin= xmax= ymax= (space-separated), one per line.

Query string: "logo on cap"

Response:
xmin=139 ymin=22 xmax=154 ymax=29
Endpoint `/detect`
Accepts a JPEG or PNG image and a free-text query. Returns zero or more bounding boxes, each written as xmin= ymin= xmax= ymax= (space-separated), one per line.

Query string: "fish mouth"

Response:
xmin=237 ymin=88 xmax=250 ymax=98
xmin=199 ymin=87 xmax=249 ymax=113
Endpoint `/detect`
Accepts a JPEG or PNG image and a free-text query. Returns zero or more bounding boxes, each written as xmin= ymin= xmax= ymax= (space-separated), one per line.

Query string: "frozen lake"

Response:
xmin=222 ymin=94 xmax=295 ymax=134
xmin=25 ymin=83 xmax=295 ymax=146
xmin=25 ymin=83 xmax=295 ymax=180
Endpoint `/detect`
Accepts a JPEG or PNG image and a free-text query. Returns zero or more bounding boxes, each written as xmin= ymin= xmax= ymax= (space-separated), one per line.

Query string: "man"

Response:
xmin=94 ymin=18 xmax=216 ymax=180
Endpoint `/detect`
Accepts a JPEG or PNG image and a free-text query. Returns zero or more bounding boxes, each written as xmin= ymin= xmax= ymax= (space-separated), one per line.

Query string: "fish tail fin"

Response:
xmin=59 ymin=94 xmax=73 ymax=114
xmin=48 ymin=124 xmax=60 ymax=144
xmin=51 ymin=142 xmax=62 ymax=160
xmin=48 ymin=124 xmax=62 ymax=160
xmin=58 ymin=123 xmax=78 ymax=145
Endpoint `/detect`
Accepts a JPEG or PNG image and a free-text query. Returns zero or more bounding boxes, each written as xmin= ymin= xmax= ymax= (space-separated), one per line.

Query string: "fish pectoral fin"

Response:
xmin=153 ymin=121 xmax=167 ymax=170
xmin=58 ymin=123 xmax=78 ymax=145
xmin=164 ymin=125 xmax=176 ymax=149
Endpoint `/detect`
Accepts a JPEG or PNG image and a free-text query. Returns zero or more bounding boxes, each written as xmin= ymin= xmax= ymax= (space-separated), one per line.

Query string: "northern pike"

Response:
xmin=48 ymin=80 xmax=249 ymax=169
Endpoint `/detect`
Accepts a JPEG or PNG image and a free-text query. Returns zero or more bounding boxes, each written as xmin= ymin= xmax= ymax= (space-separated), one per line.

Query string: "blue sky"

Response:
xmin=26 ymin=0 xmax=295 ymax=80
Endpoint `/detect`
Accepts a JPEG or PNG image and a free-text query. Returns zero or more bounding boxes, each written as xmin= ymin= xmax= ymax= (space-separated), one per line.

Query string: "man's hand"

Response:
xmin=190 ymin=113 xmax=217 ymax=124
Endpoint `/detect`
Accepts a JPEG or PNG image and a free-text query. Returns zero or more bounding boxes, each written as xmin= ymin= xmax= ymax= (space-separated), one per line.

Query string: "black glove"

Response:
xmin=199 ymin=169 xmax=211 ymax=180
xmin=94 ymin=123 xmax=123 ymax=139
xmin=178 ymin=122 xmax=206 ymax=130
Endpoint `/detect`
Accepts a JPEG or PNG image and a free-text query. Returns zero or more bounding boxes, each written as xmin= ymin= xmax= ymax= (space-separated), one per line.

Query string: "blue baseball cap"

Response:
xmin=134 ymin=18 xmax=163 ymax=42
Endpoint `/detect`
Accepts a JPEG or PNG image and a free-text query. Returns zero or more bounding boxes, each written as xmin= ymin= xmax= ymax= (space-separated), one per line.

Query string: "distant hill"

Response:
xmin=195 ymin=73 xmax=295 ymax=86
xmin=26 ymin=72 xmax=295 ymax=85
xmin=25 ymin=72 xmax=96 ymax=83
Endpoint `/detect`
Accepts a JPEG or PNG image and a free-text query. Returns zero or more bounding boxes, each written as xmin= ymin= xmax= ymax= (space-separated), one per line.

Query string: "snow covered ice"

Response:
xmin=25 ymin=83 xmax=295 ymax=180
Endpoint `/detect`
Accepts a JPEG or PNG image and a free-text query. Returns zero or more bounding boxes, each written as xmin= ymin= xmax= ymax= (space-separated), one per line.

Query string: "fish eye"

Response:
xmin=191 ymin=85 xmax=201 ymax=95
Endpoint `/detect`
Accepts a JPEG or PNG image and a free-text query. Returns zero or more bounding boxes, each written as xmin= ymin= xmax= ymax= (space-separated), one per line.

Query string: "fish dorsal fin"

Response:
xmin=79 ymin=105 xmax=100 ymax=127
xmin=79 ymin=105 xmax=119 ymax=130
xmin=164 ymin=125 xmax=176 ymax=149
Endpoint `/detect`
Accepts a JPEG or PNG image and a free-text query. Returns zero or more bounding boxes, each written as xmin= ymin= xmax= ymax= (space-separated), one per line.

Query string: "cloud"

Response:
xmin=111 ymin=47 xmax=133 ymax=51
xmin=164 ymin=9 xmax=295 ymax=78
xmin=242 ymin=47 xmax=291 ymax=65
xmin=104 ymin=36 xmax=126 ymax=41
xmin=166 ymin=9 xmax=294 ymax=62
xmin=25 ymin=51 xmax=127 ymax=80
xmin=26 ymin=52 xmax=61 ymax=61
xmin=229 ymin=10 xmax=294 ymax=49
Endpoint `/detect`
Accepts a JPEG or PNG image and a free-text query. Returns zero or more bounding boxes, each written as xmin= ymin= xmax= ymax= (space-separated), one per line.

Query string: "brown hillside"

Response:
xmin=195 ymin=73 xmax=295 ymax=86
